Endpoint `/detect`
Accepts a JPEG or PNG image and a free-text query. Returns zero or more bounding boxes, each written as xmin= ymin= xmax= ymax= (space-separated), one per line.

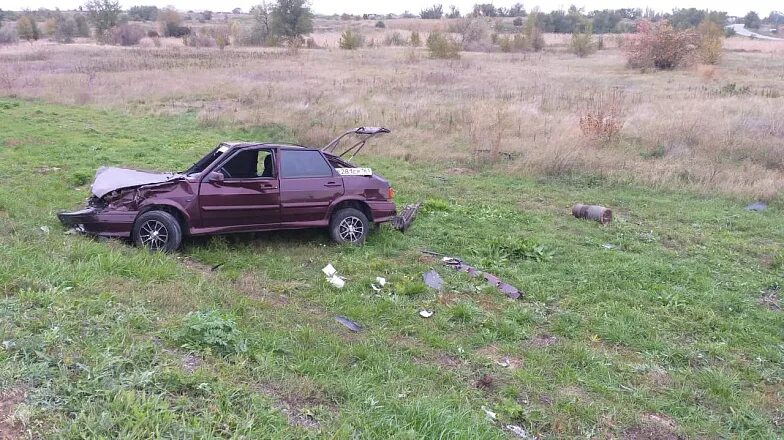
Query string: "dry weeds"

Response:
xmin=1 ymin=29 xmax=782 ymax=199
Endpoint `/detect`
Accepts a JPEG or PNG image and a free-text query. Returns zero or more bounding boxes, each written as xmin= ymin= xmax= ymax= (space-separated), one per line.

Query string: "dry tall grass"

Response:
xmin=1 ymin=30 xmax=782 ymax=199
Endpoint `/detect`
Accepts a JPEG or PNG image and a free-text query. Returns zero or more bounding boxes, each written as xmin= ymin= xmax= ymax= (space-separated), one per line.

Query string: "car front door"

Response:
xmin=278 ymin=149 xmax=344 ymax=226
xmin=198 ymin=147 xmax=280 ymax=231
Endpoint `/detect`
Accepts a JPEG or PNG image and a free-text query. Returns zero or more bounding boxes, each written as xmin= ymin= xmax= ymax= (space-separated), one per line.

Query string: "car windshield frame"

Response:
xmin=183 ymin=144 xmax=231 ymax=176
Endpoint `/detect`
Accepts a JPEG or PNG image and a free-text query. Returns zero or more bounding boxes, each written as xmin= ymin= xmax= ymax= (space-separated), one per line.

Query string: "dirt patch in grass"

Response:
xmin=477 ymin=344 xmax=523 ymax=369
xmin=622 ymin=413 xmax=681 ymax=440
xmin=178 ymin=257 xmax=218 ymax=275
xmin=645 ymin=366 xmax=673 ymax=389
xmin=759 ymin=285 xmax=781 ymax=311
xmin=2 ymin=139 xmax=23 ymax=148
xmin=527 ymin=333 xmax=558 ymax=348
xmin=0 ymin=387 xmax=26 ymax=440
xmin=181 ymin=353 xmax=202 ymax=374
xmin=255 ymin=378 xmax=336 ymax=430
xmin=446 ymin=167 xmax=474 ymax=175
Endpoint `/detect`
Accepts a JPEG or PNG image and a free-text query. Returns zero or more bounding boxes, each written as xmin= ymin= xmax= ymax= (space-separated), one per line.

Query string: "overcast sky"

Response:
xmin=2 ymin=0 xmax=779 ymax=18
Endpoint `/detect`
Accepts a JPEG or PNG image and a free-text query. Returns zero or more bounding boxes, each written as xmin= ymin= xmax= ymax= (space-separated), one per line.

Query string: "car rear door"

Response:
xmin=198 ymin=147 xmax=280 ymax=230
xmin=278 ymin=149 xmax=344 ymax=226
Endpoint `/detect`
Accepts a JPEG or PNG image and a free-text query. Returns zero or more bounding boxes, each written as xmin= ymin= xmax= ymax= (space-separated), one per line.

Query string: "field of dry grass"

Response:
xmin=1 ymin=19 xmax=783 ymax=200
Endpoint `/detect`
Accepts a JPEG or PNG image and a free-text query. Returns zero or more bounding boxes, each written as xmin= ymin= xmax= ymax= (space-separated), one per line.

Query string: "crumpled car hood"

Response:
xmin=91 ymin=166 xmax=183 ymax=198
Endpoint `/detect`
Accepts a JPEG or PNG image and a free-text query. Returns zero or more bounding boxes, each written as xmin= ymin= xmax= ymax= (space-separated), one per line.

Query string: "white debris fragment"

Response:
xmin=602 ymin=243 xmax=615 ymax=249
xmin=505 ymin=424 xmax=535 ymax=439
xmin=39 ymin=225 xmax=50 ymax=234
xmin=375 ymin=277 xmax=386 ymax=286
xmin=481 ymin=406 xmax=497 ymax=420
xmin=328 ymin=274 xmax=345 ymax=289
xmin=419 ymin=309 xmax=434 ymax=318
xmin=322 ymin=264 xmax=337 ymax=277
xmin=496 ymin=357 xmax=510 ymax=368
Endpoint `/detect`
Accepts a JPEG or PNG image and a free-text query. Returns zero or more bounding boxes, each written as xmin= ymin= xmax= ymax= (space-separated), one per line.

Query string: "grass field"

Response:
xmin=0 ymin=98 xmax=782 ymax=438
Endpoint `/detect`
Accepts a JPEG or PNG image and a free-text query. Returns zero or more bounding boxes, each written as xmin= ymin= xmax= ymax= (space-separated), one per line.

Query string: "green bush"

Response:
xmin=569 ymin=25 xmax=597 ymax=58
xmin=426 ymin=31 xmax=460 ymax=59
xmin=409 ymin=30 xmax=421 ymax=47
xmin=375 ymin=20 xmax=385 ymax=28
xmin=339 ymin=28 xmax=363 ymax=49
xmin=175 ymin=310 xmax=247 ymax=356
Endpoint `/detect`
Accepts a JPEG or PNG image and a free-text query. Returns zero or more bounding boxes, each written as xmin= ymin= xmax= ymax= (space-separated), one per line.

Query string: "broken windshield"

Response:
xmin=184 ymin=144 xmax=229 ymax=175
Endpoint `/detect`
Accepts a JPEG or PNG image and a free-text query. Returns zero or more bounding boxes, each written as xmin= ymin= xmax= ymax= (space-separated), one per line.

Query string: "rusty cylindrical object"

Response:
xmin=572 ymin=204 xmax=612 ymax=225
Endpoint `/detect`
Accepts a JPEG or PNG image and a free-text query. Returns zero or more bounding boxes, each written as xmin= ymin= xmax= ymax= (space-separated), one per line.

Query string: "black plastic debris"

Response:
xmin=423 ymin=251 xmax=523 ymax=300
xmin=335 ymin=316 xmax=362 ymax=332
xmin=393 ymin=202 xmax=421 ymax=232
xmin=746 ymin=201 xmax=767 ymax=212
xmin=423 ymin=270 xmax=444 ymax=290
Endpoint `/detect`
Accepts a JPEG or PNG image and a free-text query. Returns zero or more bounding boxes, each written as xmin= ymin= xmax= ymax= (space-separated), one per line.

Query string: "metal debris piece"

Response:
xmin=602 ymin=243 xmax=615 ymax=250
xmin=423 ymin=251 xmax=523 ymax=300
xmin=335 ymin=316 xmax=362 ymax=332
xmin=496 ymin=357 xmax=510 ymax=368
xmin=210 ymin=263 xmax=224 ymax=272
xmin=39 ymin=225 xmax=50 ymax=234
xmin=572 ymin=204 xmax=612 ymax=225
xmin=419 ymin=309 xmax=434 ymax=318
xmin=423 ymin=270 xmax=444 ymax=290
xmin=746 ymin=201 xmax=767 ymax=212
xmin=371 ymin=277 xmax=387 ymax=292
xmin=392 ymin=202 xmax=421 ymax=232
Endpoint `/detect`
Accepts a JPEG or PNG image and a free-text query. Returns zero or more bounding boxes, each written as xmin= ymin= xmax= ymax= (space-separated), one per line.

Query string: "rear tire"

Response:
xmin=329 ymin=208 xmax=369 ymax=245
xmin=132 ymin=210 xmax=182 ymax=252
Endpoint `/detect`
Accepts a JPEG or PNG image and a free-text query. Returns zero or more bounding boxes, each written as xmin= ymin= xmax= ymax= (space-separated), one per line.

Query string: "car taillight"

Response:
xmin=387 ymin=187 xmax=395 ymax=200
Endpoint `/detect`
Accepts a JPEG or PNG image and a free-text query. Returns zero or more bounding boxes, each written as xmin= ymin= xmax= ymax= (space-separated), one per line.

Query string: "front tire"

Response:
xmin=133 ymin=210 xmax=182 ymax=252
xmin=329 ymin=208 xmax=369 ymax=245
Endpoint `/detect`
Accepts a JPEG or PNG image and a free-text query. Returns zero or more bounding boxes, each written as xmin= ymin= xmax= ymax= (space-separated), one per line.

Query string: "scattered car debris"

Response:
xmin=211 ymin=263 xmax=224 ymax=272
xmin=572 ymin=204 xmax=612 ymax=225
xmin=39 ymin=225 xmax=50 ymax=234
xmin=323 ymin=264 xmax=346 ymax=288
xmin=423 ymin=270 xmax=444 ymax=290
xmin=419 ymin=309 xmax=434 ymax=318
xmin=64 ymin=225 xmax=85 ymax=235
xmin=392 ymin=202 xmax=421 ymax=232
xmin=505 ymin=424 xmax=536 ymax=439
xmin=371 ymin=276 xmax=387 ymax=292
xmin=745 ymin=201 xmax=767 ymax=212
xmin=422 ymin=251 xmax=522 ymax=299
xmin=335 ymin=316 xmax=362 ymax=332
xmin=481 ymin=406 xmax=497 ymax=420
xmin=496 ymin=357 xmax=511 ymax=368
xmin=58 ymin=127 xmax=406 ymax=251
xmin=602 ymin=243 xmax=615 ymax=250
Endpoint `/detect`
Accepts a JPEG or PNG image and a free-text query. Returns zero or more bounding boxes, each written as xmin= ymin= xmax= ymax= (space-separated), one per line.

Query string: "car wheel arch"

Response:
xmin=136 ymin=204 xmax=189 ymax=235
xmin=329 ymin=199 xmax=373 ymax=223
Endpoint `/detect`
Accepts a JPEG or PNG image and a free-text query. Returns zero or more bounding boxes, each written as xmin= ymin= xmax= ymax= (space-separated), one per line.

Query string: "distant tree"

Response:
xmin=472 ymin=3 xmax=497 ymax=17
xmin=159 ymin=7 xmax=190 ymax=37
xmin=768 ymin=11 xmax=784 ymax=25
xmin=232 ymin=8 xmax=242 ymax=14
xmin=401 ymin=10 xmax=416 ymax=19
xmin=446 ymin=5 xmax=460 ymax=19
xmin=248 ymin=2 xmax=273 ymax=44
xmin=270 ymin=0 xmax=313 ymax=40
xmin=84 ymin=0 xmax=121 ymax=38
xmin=569 ymin=22 xmax=597 ymax=57
xmin=698 ymin=19 xmax=723 ymax=64
xmin=0 ymin=9 xmax=5 ymax=22
xmin=74 ymin=14 xmax=90 ymax=36
xmin=128 ymin=5 xmax=158 ymax=21
xmin=375 ymin=20 xmax=385 ymax=28
xmin=744 ymin=11 xmax=760 ymax=29
xmin=202 ymin=10 xmax=212 ymax=20
xmin=338 ymin=28 xmax=363 ymax=49
xmin=53 ymin=13 xmax=78 ymax=42
xmin=420 ymin=4 xmax=443 ymax=19
xmin=17 ymin=15 xmax=40 ymax=41
xmin=513 ymin=17 xmax=523 ymax=27
xmin=509 ymin=3 xmax=525 ymax=17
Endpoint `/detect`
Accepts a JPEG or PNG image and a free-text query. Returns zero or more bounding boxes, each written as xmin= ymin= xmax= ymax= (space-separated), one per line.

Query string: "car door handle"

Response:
xmin=259 ymin=182 xmax=278 ymax=190
xmin=324 ymin=181 xmax=342 ymax=187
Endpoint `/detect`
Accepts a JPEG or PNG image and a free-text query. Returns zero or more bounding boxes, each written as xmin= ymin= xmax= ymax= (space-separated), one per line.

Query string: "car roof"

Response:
xmin=219 ymin=142 xmax=315 ymax=151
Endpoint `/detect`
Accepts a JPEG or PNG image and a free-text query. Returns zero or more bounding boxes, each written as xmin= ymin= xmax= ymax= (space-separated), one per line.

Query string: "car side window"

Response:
xmin=219 ymin=148 xmax=275 ymax=179
xmin=279 ymin=150 xmax=333 ymax=179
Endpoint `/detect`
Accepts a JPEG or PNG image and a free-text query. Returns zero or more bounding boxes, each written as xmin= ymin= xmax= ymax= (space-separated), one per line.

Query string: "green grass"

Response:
xmin=0 ymin=98 xmax=782 ymax=439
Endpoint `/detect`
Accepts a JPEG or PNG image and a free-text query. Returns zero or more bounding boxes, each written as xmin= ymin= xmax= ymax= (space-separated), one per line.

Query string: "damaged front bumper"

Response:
xmin=57 ymin=207 xmax=137 ymax=238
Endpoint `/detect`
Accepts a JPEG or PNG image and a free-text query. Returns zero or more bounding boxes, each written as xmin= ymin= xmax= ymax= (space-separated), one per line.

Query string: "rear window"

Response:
xmin=279 ymin=150 xmax=333 ymax=178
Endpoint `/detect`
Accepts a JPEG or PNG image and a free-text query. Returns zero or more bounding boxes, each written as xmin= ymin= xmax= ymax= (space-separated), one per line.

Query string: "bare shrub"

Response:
xmin=569 ymin=24 xmax=597 ymax=57
xmin=451 ymin=17 xmax=488 ymax=50
xmin=698 ymin=20 xmax=723 ymax=65
xmin=624 ymin=20 xmax=697 ymax=71
xmin=427 ymin=31 xmax=460 ymax=59
xmin=579 ymin=88 xmax=626 ymax=143
xmin=52 ymin=15 xmax=78 ymax=43
xmin=470 ymin=108 xmax=511 ymax=163
xmin=184 ymin=33 xmax=216 ymax=48
xmin=383 ymin=31 xmax=406 ymax=46
xmin=109 ymin=23 xmax=144 ymax=46
xmin=409 ymin=31 xmax=421 ymax=47
xmin=0 ymin=24 xmax=18 ymax=45
xmin=339 ymin=29 xmax=363 ymax=50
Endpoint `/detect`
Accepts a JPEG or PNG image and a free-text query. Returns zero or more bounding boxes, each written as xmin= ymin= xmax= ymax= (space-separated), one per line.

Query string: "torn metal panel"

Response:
xmin=392 ymin=202 xmax=421 ymax=232
xmin=423 ymin=251 xmax=523 ymax=300
xmin=335 ymin=316 xmax=362 ymax=332
xmin=423 ymin=270 xmax=444 ymax=290
xmin=91 ymin=166 xmax=184 ymax=198
xmin=571 ymin=204 xmax=612 ymax=225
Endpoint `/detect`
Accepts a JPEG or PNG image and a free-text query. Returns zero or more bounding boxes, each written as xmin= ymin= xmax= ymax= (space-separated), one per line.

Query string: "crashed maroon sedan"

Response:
xmin=58 ymin=127 xmax=416 ymax=251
